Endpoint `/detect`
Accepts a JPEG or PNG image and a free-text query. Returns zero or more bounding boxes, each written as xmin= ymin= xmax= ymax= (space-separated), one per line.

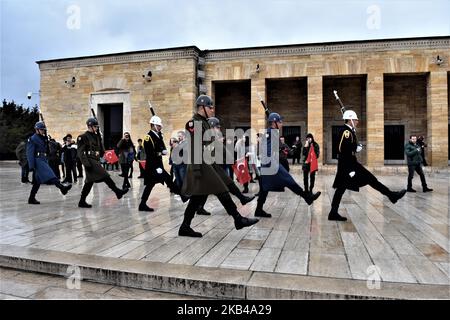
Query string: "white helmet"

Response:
xmin=149 ymin=115 xmax=163 ymax=127
xmin=343 ymin=110 xmax=358 ymax=120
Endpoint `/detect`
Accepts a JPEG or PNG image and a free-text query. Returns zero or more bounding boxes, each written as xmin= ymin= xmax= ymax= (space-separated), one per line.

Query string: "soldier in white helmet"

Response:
xmin=139 ymin=115 xmax=183 ymax=212
xmin=329 ymin=110 xmax=407 ymax=221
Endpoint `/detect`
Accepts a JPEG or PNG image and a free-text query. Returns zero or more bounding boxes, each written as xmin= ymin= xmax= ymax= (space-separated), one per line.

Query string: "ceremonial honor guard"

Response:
xmin=139 ymin=115 xmax=181 ymax=212
xmin=329 ymin=110 xmax=406 ymax=221
xmin=179 ymin=95 xmax=259 ymax=237
xmin=77 ymin=117 xmax=128 ymax=208
xmin=26 ymin=121 xmax=72 ymax=204
xmin=255 ymin=112 xmax=321 ymax=218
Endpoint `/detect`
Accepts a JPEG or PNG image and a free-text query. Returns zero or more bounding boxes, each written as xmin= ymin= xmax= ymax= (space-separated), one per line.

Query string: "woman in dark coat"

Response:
xmin=117 ymin=132 xmax=136 ymax=189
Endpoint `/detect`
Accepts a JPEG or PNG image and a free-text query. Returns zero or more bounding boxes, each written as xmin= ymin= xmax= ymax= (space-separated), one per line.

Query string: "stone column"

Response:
xmin=366 ymin=72 xmax=384 ymax=168
xmin=427 ymin=71 xmax=448 ymax=167
xmin=307 ymin=76 xmax=323 ymax=164
xmin=251 ymin=78 xmax=267 ymax=138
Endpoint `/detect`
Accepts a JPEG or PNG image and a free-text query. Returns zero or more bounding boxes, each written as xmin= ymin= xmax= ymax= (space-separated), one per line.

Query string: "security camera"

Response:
xmin=27 ymin=92 xmax=32 ymax=99
xmin=142 ymin=70 xmax=152 ymax=82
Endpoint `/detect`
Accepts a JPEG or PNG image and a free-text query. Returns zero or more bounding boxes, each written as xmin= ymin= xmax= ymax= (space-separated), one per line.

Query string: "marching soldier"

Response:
xmin=207 ymin=117 xmax=255 ymax=206
xmin=139 ymin=115 xmax=182 ymax=212
xmin=77 ymin=117 xmax=128 ymax=208
xmin=255 ymin=112 xmax=321 ymax=218
xmin=26 ymin=121 xmax=72 ymax=204
xmin=329 ymin=110 xmax=407 ymax=221
xmin=179 ymin=95 xmax=259 ymax=237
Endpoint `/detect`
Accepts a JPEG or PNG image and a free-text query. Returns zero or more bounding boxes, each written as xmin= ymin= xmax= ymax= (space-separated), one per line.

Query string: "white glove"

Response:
xmin=162 ymin=150 xmax=168 ymax=155
xmin=156 ymin=168 xmax=163 ymax=174
xmin=356 ymin=144 xmax=363 ymax=153
xmin=349 ymin=171 xmax=356 ymax=178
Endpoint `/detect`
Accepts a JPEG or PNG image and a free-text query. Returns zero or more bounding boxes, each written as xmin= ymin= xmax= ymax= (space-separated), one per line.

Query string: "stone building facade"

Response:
xmin=37 ymin=37 xmax=450 ymax=167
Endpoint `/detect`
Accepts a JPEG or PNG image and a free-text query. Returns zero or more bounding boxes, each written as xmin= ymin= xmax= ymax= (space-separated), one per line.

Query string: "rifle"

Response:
xmin=148 ymin=100 xmax=156 ymax=116
xmin=333 ymin=90 xmax=347 ymax=116
xmin=256 ymin=92 xmax=271 ymax=119
xmin=37 ymin=106 xmax=49 ymax=140
xmin=89 ymin=97 xmax=102 ymax=137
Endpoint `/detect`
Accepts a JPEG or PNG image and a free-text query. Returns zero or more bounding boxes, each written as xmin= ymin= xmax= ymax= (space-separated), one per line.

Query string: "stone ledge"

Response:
xmin=1 ymin=245 xmax=448 ymax=300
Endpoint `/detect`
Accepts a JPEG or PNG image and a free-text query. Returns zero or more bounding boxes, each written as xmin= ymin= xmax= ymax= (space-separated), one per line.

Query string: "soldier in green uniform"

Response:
xmin=77 ymin=117 xmax=128 ymax=208
xmin=329 ymin=110 xmax=407 ymax=221
xmin=179 ymin=95 xmax=259 ymax=237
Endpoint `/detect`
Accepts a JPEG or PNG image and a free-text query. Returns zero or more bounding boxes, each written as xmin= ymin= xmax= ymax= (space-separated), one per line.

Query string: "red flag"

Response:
xmin=232 ymin=158 xmax=251 ymax=185
xmin=306 ymin=145 xmax=318 ymax=173
xmin=138 ymin=160 xmax=146 ymax=170
xmin=104 ymin=149 xmax=119 ymax=164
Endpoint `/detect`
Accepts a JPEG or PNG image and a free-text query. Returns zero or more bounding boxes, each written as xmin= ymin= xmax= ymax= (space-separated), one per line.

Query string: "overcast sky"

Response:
xmin=1 ymin=0 xmax=449 ymax=107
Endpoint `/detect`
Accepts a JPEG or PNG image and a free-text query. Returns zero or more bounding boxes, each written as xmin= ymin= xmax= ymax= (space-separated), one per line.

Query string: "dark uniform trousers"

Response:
xmin=181 ymin=192 xmax=240 ymax=228
xmin=330 ymin=176 xmax=391 ymax=213
xmin=256 ymin=175 xmax=305 ymax=211
xmin=80 ymin=176 xmax=122 ymax=200
xmin=140 ymin=170 xmax=179 ymax=205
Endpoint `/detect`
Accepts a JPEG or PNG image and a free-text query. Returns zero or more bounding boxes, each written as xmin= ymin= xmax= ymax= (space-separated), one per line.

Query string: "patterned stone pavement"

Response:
xmin=0 ymin=162 xmax=449 ymax=289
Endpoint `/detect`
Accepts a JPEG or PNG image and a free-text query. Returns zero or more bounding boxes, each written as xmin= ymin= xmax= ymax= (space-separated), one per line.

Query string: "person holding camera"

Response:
xmin=302 ymin=133 xmax=320 ymax=195
xmin=405 ymin=135 xmax=433 ymax=193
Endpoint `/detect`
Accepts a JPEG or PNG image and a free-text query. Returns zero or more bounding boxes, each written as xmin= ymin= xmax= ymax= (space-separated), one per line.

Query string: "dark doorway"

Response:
xmin=384 ymin=125 xmax=405 ymax=160
xmin=214 ymin=80 xmax=251 ymax=130
xmin=99 ymin=103 xmax=123 ymax=150
xmin=331 ymin=126 xmax=341 ymax=160
xmin=283 ymin=126 xmax=301 ymax=147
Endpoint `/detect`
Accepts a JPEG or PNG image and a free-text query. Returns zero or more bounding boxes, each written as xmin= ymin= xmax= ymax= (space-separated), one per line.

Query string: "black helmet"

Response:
xmin=268 ymin=112 xmax=283 ymax=123
xmin=207 ymin=117 xmax=221 ymax=128
xmin=34 ymin=121 xmax=46 ymax=130
xmin=86 ymin=117 xmax=99 ymax=126
xmin=196 ymin=95 xmax=214 ymax=107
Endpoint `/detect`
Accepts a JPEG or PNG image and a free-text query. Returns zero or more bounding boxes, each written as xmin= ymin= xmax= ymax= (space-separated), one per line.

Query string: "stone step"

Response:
xmin=1 ymin=244 xmax=448 ymax=300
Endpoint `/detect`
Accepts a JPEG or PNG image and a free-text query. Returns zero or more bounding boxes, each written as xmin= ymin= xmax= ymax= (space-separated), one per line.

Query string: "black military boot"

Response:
xmin=196 ymin=207 xmax=211 ymax=215
xmin=78 ymin=199 xmax=92 ymax=208
xmin=255 ymin=208 xmax=272 ymax=218
xmin=115 ymin=188 xmax=128 ymax=199
xmin=178 ymin=224 xmax=202 ymax=237
xmin=234 ymin=215 xmax=259 ymax=230
xmin=328 ymin=211 xmax=347 ymax=222
xmin=28 ymin=183 xmax=40 ymax=204
xmin=55 ymin=181 xmax=72 ymax=195
xmin=301 ymin=190 xmax=321 ymax=205
xmin=388 ymin=189 xmax=407 ymax=204
xmin=138 ymin=202 xmax=154 ymax=212
xmin=240 ymin=194 xmax=255 ymax=205
xmin=28 ymin=197 xmax=40 ymax=205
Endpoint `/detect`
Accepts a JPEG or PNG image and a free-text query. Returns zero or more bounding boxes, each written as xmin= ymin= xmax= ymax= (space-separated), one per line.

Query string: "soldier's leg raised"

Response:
xmin=51 ymin=178 xmax=72 ymax=195
xmin=79 ymin=182 xmax=94 ymax=208
xmin=28 ymin=182 xmax=41 ymax=204
xmin=139 ymin=183 xmax=155 ymax=212
xmin=216 ymin=192 xmax=259 ymax=230
xmin=104 ymin=176 xmax=128 ymax=199
xmin=285 ymin=177 xmax=321 ymax=205
xmin=227 ymin=182 xmax=255 ymax=205
xmin=368 ymin=176 xmax=406 ymax=204
xmin=179 ymin=195 xmax=208 ymax=237
xmin=328 ymin=188 xmax=347 ymax=221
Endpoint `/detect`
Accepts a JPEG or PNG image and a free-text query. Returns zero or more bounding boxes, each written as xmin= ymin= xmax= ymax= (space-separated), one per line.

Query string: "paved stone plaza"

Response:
xmin=0 ymin=161 xmax=449 ymax=299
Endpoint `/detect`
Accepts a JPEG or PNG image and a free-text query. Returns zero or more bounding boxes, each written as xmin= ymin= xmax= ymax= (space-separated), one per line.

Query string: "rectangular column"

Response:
xmin=427 ymin=71 xmax=449 ymax=167
xmin=307 ymin=76 xmax=323 ymax=164
xmin=366 ymin=72 xmax=384 ymax=167
xmin=251 ymin=78 xmax=267 ymax=137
